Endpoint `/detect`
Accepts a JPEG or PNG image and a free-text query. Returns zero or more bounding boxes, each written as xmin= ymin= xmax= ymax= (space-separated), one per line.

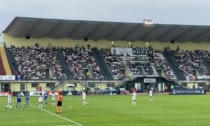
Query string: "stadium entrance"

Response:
xmin=1 ymin=83 xmax=10 ymax=91
xmin=125 ymin=77 xmax=176 ymax=92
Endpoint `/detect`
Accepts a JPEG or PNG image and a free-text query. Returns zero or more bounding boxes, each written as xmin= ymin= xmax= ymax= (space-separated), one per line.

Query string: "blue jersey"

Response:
xmin=17 ymin=94 xmax=21 ymax=102
xmin=44 ymin=93 xmax=48 ymax=100
xmin=25 ymin=93 xmax=30 ymax=101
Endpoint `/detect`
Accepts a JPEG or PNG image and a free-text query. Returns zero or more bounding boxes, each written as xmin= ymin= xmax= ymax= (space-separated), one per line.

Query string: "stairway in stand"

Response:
xmin=0 ymin=46 xmax=12 ymax=75
xmin=0 ymin=55 xmax=6 ymax=75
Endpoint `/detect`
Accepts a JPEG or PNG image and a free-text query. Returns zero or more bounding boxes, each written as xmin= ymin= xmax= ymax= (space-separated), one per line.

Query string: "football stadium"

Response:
xmin=1 ymin=17 xmax=210 ymax=126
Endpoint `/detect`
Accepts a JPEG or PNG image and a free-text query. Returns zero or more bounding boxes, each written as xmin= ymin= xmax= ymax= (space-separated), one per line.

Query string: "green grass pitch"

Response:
xmin=1 ymin=94 xmax=210 ymax=126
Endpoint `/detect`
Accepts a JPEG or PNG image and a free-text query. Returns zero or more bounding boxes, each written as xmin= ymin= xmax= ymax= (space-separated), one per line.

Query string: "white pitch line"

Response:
xmin=54 ymin=125 xmax=73 ymax=126
xmin=31 ymin=105 xmax=82 ymax=126
xmin=64 ymin=105 xmax=72 ymax=110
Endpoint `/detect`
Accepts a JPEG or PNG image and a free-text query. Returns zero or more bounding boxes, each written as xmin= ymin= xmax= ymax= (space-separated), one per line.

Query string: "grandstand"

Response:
xmin=0 ymin=17 xmax=210 ymax=95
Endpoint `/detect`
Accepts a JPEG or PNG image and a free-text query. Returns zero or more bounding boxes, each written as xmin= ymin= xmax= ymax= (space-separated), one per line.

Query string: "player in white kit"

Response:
xmin=6 ymin=92 xmax=12 ymax=109
xmin=149 ymin=89 xmax=153 ymax=102
xmin=51 ymin=92 xmax=56 ymax=106
xmin=82 ymin=90 xmax=87 ymax=105
xmin=38 ymin=93 xmax=43 ymax=108
xmin=132 ymin=90 xmax=137 ymax=105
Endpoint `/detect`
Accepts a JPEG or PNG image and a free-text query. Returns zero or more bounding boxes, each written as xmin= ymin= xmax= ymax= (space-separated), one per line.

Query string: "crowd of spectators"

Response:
xmin=101 ymin=48 xmax=124 ymax=80
xmin=62 ymin=44 xmax=103 ymax=80
xmin=171 ymin=50 xmax=209 ymax=77
xmin=10 ymin=44 xmax=66 ymax=80
xmin=150 ymin=52 xmax=176 ymax=80
xmin=143 ymin=62 xmax=154 ymax=75
xmin=202 ymin=50 xmax=210 ymax=66
xmin=127 ymin=61 xmax=156 ymax=76
xmin=9 ymin=44 xmax=210 ymax=81
xmin=101 ymin=48 xmax=156 ymax=78
xmin=127 ymin=62 xmax=142 ymax=75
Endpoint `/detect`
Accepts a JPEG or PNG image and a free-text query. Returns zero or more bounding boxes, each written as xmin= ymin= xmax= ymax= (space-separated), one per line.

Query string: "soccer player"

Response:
xmin=6 ymin=92 xmax=12 ymax=109
xmin=51 ymin=91 xmax=56 ymax=106
xmin=44 ymin=92 xmax=48 ymax=105
xmin=132 ymin=90 xmax=137 ymax=105
xmin=24 ymin=92 xmax=30 ymax=107
xmin=82 ymin=90 xmax=87 ymax=105
xmin=38 ymin=93 xmax=43 ymax=108
xmin=149 ymin=89 xmax=153 ymax=102
xmin=16 ymin=92 xmax=22 ymax=108
xmin=56 ymin=92 xmax=63 ymax=114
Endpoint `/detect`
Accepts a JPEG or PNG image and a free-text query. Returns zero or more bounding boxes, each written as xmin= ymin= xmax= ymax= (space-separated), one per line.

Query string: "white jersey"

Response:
xmin=38 ymin=96 xmax=43 ymax=102
xmin=82 ymin=92 xmax=86 ymax=100
xmin=52 ymin=94 xmax=56 ymax=101
xmin=149 ymin=90 xmax=153 ymax=97
xmin=8 ymin=94 xmax=12 ymax=103
xmin=132 ymin=92 xmax=137 ymax=101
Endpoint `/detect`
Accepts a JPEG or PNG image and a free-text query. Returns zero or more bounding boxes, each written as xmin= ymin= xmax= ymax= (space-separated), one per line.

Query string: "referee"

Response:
xmin=56 ymin=92 xmax=63 ymax=114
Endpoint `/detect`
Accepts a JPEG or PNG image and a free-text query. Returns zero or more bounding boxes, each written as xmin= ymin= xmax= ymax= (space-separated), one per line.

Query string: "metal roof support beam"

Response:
xmin=48 ymin=21 xmax=63 ymax=37
xmin=25 ymin=20 xmax=42 ymax=37
xmin=172 ymin=27 xmax=195 ymax=42
xmin=138 ymin=25 xmax=158 ymax=41
xmin=190 ymin=27 xmax=210 ymax=42
xmin=119 ymin=26 xmax=139 ymax=41
xmin=104 ymin=24 xmax=122 ymax=40
xmin=83 ymin=23 xmax=101 ymax=40
xmin=156 ymin=26 xmax=176 ymax=41
xmin=67 ymin=21 xmax=83 ymax=37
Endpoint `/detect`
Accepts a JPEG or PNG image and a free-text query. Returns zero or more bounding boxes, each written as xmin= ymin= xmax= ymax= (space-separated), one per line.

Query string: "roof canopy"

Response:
xmin=3 ymin=17 xmax=210 ymax=42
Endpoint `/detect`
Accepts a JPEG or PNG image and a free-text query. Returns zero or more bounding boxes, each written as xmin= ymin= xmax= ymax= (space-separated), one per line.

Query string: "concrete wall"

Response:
xmin=8 ymin=82 xmax=52 ymax=92
xmin=3 ymin=33 xmax=210 ymax=50
xmin=11 ymin=83 xmax=20 ymax=92
xmin=4 ymin=81 xmax=118 ymax=92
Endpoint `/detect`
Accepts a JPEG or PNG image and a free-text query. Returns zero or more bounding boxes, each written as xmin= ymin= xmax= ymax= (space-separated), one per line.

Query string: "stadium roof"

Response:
xmin=3 ymin=17 xmax=210 ymax=42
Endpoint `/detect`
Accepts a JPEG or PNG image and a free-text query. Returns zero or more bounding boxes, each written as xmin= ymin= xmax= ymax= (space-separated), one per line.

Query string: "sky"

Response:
xmin=1 ymin=0 xmax=210 ymax=41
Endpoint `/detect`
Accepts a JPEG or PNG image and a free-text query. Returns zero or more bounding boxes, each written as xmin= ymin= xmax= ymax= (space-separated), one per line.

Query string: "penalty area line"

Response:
xmin=31 ymin=105 xmax=82 ymax=126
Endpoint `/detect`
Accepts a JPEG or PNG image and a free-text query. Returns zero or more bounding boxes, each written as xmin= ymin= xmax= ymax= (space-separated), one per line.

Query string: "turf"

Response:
xmin=1 ymin=94 xmax=210 ymax=126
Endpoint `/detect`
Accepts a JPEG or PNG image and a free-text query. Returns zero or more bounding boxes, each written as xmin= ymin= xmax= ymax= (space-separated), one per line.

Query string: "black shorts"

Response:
xmin=57 ymin=101 xmax=62 ymax=106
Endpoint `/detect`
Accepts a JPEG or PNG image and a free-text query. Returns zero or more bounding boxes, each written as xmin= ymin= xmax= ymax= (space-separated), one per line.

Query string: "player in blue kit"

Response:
xmin=44 ymin=92 xmax=48 ymax=105
xmin=16 ymin=92 xmax=22 ymax=108
xmin=24 ymin=92 xmax=30 ymax=107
